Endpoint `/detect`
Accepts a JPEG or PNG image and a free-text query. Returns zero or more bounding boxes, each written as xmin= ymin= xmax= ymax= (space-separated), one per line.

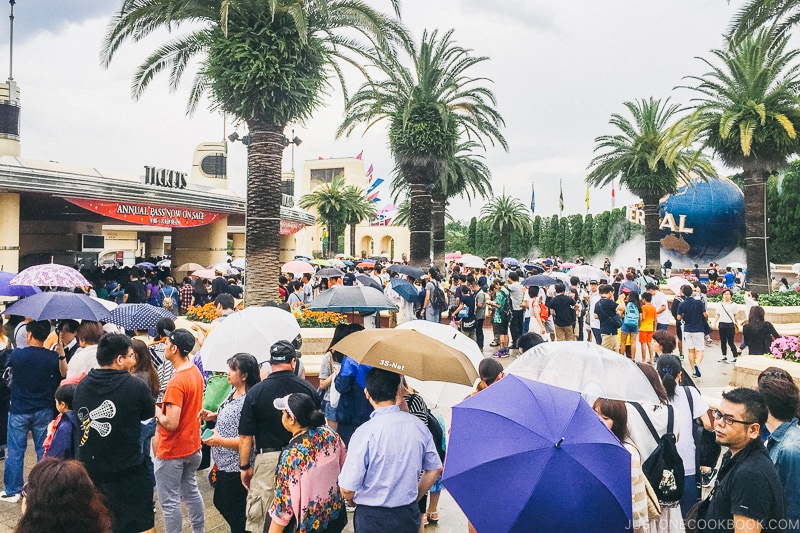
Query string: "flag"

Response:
xmin=367 ymin=164 xmax=373 ymax=175
xmin=559 ymin=179 xmax=564 ymax=214
xmin=356 ymin=150 xmax=363 ymax=160
xmin=368 ymin=190 xmax=380 ymax=201
xmin=530 ymin=181 xmax=535 ymax=212
xmin=611 ymin=179 xmax=616 ymax=208
xmin=585 ymin=185 xmax=590 ymax=211
xmin=367 ymin=178 xmax=384 ymax=192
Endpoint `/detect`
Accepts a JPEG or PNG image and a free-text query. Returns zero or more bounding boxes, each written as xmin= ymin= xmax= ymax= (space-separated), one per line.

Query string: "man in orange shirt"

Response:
xmin=639 ymin=292 xmax=657 ymax=364
xmin=154 ymin=329 xmax=205 ymax=533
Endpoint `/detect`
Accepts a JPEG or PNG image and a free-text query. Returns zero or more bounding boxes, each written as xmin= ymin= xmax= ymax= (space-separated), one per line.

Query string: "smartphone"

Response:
xmin=201 ymin=428 xmax=214 ymax=440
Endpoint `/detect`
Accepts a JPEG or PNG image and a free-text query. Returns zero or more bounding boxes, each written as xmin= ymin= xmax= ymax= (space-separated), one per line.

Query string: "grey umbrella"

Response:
xmin=387 ymin=264 xmax=424 ymax=278
xmin=307 ymin=285 xmax=397 ymax=313
xmin=315 ymin=267 xmax=345 ymax=279
xmin=356 ymin=274 xmax=383 ymax=291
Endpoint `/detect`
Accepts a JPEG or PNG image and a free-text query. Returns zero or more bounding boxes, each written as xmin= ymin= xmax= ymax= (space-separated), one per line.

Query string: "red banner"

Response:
xmin=280 ymin=220 xmax=306 ymax=235
xmin=66 ymin=198 xmax=228 ymax=228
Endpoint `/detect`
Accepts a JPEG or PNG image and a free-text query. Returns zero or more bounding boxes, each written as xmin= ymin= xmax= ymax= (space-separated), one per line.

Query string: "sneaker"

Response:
xmin=346 ymin=502 xmax=356 ymax=513
xmin=495 ymin=348 xmax=509 ymax=358
xmin=701 ymin=468 xmax=717 ymax=488
xmin=727 ymin=358 xmax=737 ymax=364
xmin=0 ymin=491 xmax=20 ymax=503
xmin=718 ymin=357 xmax=729 ymax=363
xmin=694 ymin=365 xmax=701 ymax=378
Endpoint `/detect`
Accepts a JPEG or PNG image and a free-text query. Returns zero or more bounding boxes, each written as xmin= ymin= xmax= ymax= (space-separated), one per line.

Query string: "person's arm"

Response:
xmin=239 ymin=434 xmax=255 ymax=489
xmin=417 ymin=468 xmax=443 ymax=501
xmin=768 ymin=322 xmax=780 ymax=340
xmin=340 ymin=487 xmax=356 ymax=501
xmin=155 ymin=402 xmax=181 ymax=432
xmin=122 ymin=292 xmax=129 ymax=303
xmin=423 ymin=286 xmax=431 ymax=309
xmin=202 ymin=429 xmax=240 ymax=450
xmin=53 ymin=342 xmax=68 ymax=378
xmin=732 ymin=515 xmax=762 ymax=533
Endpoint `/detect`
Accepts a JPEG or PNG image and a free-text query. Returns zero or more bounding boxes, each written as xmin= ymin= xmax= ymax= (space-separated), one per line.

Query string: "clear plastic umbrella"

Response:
xmin=505 ymin=340 xmax=660 ymax=404
xmin=566 ymin=265 xmax=607 ymax=282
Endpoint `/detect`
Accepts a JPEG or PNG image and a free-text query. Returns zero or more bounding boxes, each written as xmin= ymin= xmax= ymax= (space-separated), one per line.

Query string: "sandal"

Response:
xmin=422 ymin=514 xmax=429 ymax=526
xmin=427 ymin=512 xmax=439 ymax=523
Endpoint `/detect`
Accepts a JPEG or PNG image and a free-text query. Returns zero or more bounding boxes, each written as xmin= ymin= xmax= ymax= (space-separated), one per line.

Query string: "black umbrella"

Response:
xmin=522 ymin=275 xmax=558 ymax=287
xmin=315 ymin=267 xmax=345 ymax=279
xmin=387 ymin=264 xmax=424 ymax=278
xmin=307 ymin=285 xmax=397 ymax=313
xmin=356 ymin=274 xmax=383 ymax=291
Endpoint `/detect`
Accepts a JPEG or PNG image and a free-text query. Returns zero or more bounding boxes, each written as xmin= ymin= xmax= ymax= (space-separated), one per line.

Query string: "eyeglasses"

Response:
xmin=712 ymin=409 xmax=756 ymax=426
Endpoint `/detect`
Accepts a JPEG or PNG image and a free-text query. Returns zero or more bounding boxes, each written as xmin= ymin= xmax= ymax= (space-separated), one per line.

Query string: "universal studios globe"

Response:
xmin=658 ymin=177 xmax=745 ymax=261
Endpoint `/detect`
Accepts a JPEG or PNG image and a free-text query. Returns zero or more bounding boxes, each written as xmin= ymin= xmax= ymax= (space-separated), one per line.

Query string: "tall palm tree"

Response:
xmin=102 ymin=0 xmax=405 ymax=305
xmin=681 ymin=29 xmax=800 ymax=293
xmin=729 ymin=0 xmax=799 ymax=43
xmin=342 ymin=185 xmax=378 ymax=258
xmin=338 ymin=28 xmax=507 ymax=267
xmin=298 ymin=177 xmax=352 ymax=257
xmin=586 ymin=98 xmax=717 ymax=273
xmin=479 ymin=195 xmax=531 ymax=259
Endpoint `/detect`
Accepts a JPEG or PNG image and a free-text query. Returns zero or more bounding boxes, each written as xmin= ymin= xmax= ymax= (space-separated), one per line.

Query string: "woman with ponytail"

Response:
xmin=654 ymin=332 xmax=713 ymax=519
xmin=268 ymin=393 xmax=348 ymax=533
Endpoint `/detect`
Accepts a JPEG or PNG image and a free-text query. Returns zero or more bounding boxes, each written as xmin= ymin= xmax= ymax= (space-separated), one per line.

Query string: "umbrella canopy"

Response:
xmin=502 ymin=257 xmax=519 ymax=266
xmin=522 ymin=275 xmax=557 ymax=287
xmin=90 ymin=296 xmax=118 ymax=311
xmin=728 ymin=261 xmax=746 ymax=270
xmin=458 ymin=254 xmax=485 ymax=269
xmin=3 ymin=292 xmax=112 ymax=321
xmin=201 ymin=307 xmax=301 ymax=371
xmin=566 ymin=265 xmax=607 ymax=283
xmin=341 ymin=260 xmax=355 ymax=267
xmin=356 ymin=262 xmax=375 ymax=269
xmin=190 ymin=268 xmax=217 ymax=280
xmin=445 ymin=252 xmax=462 ymax=260
xmin=174 ymin=262 xmax=205 ymax=272
xmin=505 ymin=341 xmax=661 ymax=404
xmin=548 ymin=271 xmax=571 ymax=283
xmin=387 ymin=264 xmax=424 ymax=279
xmin=310 ymin=259 xmax=331 ymax=267
xmin=397 ymin=320 xmax=482 ymax=407
xmin=315 ymin=267 xmax=345 ymax=279
xmin=523 ymin=263 xmax=545 ymax=273
xmin=11 ymin=264 xmax=90 ymax=289
xmin=561 ymin=261 xmax=578 ymax=269
xmin=389 ymin=278 xmax=423 ymax=304
xmin=208 ymin=263 xmax=238 ymax=276
xmin=135 ymin=262 xmax=155 ymax=269
xmin=108 ymin=304 xmax=176 ymax=330
xmin=355 ymin=274 xmax=383 ymax=291
xmin=666 ymin=276 xmax=692 ymax=296
xmin=307 ymin=285 xmax=396 ymax=313
xmin=792 ymin=263 xmax=800 ymax=275
xmin=281 ymin=260 xmax=315 ymax=274
xmin=485 ymin=256 xmax=499 ymax=262
xmin=444 ymin=375 xmax=632 ymax=533
xmin=330 ymin=329 xmax=478 ymax=386
xmin=0 ymin=271 xmax=40 ymax=297
xmin=231 ymin=258 xmax=246 ymax=270
xmin=156 ymin=259 xmax=172 ymax=268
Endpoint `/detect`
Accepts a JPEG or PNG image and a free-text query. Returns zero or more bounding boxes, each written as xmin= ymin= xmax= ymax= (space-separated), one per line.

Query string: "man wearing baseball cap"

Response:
xmin=238 ymin=340 xmax=320 ymax=533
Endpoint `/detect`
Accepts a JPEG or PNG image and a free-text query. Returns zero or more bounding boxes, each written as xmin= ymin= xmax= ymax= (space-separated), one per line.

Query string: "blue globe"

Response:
xmin=658 ymin=177 xmax=745 ymax=261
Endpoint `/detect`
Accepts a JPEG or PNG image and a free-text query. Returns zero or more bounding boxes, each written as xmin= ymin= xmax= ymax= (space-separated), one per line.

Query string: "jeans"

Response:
xmin=140 ymin=418 xmax=157 ymax=487
xmin=523 ymin=317 xmax=530 ymax=334
xmin=475 ymin=317 xmax=485 ymax=349
xmin=591 ymin=328 xmax=602 ymax=345
xmin=4 ymin=408 xmax=51 ymax=495
xmin=719 ymin=322 xmax=738 ymax=357
xmin=656 ymin=323 xmax=670 ymax=331
xmin=354 ymin=502 xmax=420 ymax=533
xmin=680 ymin=474 xmax=699 ymax=518
xmin=214 ymin=470 xmax=248 ymax=533
xmin=154 ymin=450 xmax=205 ymax=533
xmin=510 ymin=310 xmax=524 ymax=348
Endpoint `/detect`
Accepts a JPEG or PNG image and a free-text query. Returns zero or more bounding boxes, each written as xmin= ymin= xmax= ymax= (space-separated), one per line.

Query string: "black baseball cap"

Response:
xmin=269 ymin=340 xmax=296 ymax=364
xmin=166 ymin=329 xmax=195 ymax=354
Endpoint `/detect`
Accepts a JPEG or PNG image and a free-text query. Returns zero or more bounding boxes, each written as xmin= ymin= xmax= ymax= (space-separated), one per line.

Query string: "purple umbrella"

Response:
xmin=0 ymin=271 xmax=40 ymax=297
xmin=3 ymin=292 xmax=111 ymax=321
xmin=522 ymin=274 xmax=557 ymax=287
xmin=11 ymin=264 xmax=89 ymax=289
xmin=443 ymin=375 xmax=632 ymax=533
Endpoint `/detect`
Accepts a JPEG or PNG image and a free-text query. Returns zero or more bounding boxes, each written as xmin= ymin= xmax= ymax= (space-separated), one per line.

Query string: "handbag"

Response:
xmin=685 ymin=490 xmax=714 ymax=533
xmin=685 ymin=386 xmax=721 ymax=468
xmin=461 ymin=317 xmax=476 ymax=331
xmin=328 ymin=354 xmax=341 ymax=408
xmin=721 ymin=303 xmax=739 ymax=334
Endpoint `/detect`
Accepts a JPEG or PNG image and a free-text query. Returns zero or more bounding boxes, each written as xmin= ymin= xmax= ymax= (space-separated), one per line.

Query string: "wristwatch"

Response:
xmin=240 ymin=463 xmax=252 ymax=471
xmin=58 ymin=356 xmax=66 ymax=361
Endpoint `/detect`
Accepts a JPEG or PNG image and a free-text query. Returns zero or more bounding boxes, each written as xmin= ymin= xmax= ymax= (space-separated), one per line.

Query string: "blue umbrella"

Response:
xmin=307 ymin=285 xmax=397 ymax=313
xmin=522 ymin=274 xmax=557 ymax=287
xmin=355 ymin=274 xmax=383 ymax=291
xmin=135 ymin=262 xmax=155 ymax=269
xmin=390 ymin=278 xmax=423 ymax=304
xmin=0 ymin=271 xmax=40 ymax=297
xmin=3 ymin=292 xmax=111 ymax=321
xmin=341 ymin=260 xmax=355 ymax=267
xmin=443 ymin=375 xmax=632 ymax=533
xmin=502 ymin=257 xmax=519 ymax=266
xmin=387 ymin=264 xmax=425 ymax=279
xmin=109 ymin=304 xmax=175 ymax=330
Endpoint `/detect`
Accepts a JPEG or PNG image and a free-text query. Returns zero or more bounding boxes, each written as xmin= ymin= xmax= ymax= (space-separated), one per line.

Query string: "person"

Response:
xmin=146 ymin=275 xmax=161 ymax=306
xmin=588 ymin=279 xmax=602 ymax=344
xmin=43 ymin=383 xmax=79 ymax=460
xmin=639 ymin=292 xmax=656 ymax=364
xmin=595 ymin=284 xmax=621 ymax=351
xmin=471 ymin=278 xmax=487 ymax=350
xmin=621 ymin=272 xmax=640 ymax=294
xmin=13 ymin=458 xmax=112 ymax=533
xmin=130 ymin=338 xmax=160 ymax=484
xmin=238 ymin=340 xmax=321 ymax=533
xmin=287 ymin=280 xmax=304 ymax=307
xmin=212 ymin=293 xmax=236 ymax=323
xmin=453 ymin=285 xmax=477 ymax=342
xmin=549 ymin=283 xmax=577 ymax=341
xmin=193 ymin=279 xmax=212 ymax=307
xmin=779 ymin=277 xmax=791 ymax=292
xmin=618 ymin=289 xmax=641 ymax=360
xmin=523 ymin=285 xmax=545 ymax=336
xmin=302 ymin=272 xmax=314 ymax=305
xmin=715 ymin=288 xmax=741 ymax=364
xmin=758 ymin=367 xmax=800 ymax=532
xmin=491 ymin=280 xmax=512 ymax=357
xmin=593 ymin=398 xmax=655 ymax=533
xmin=743 ymin=306 xmax=780 ymax=356
xmin=646 ymin=283 xmax=671 ymax=334
xmin=73 ymin=333 xmax=156 ymax=533
xmin=52 ymin=319 xmax=81 ymax=363
xmin=153 ymin=329 xmax=206 ymax=533
xmin=199 ymin=353 xmax=260 ymax=533
xmin=334 ymin=326 xmax=373 ymax=445
xmin=723 ymin=267 xmax=735 ymax=289
xmin=517 ymin=332 xmax=545 ymax=354
xmin=422 ymin=268 xmax=443 ymax=323
xmin=677 ymin=284 xmax=707 ymax=378
xmin=338 ymin=369 xmax=443 ymax=533
xmin=123 ymin=270 xmax=147 ymax=304
xmin=319 ymin=324 xmax=353 ymax=431
xmin=506 ymin=272 xmax=525 ymax=349
xmin=211 ymin=268 xmax=230 ymax=299
xmin=179 ymin=277 xmax=195 ymax=314
xmin=159 ymin=277 xmax=180 ymax=315
xmin=269 ymin=393 xmax=348 ymax=533
xmin=656 ymin=350 xmax=713 ymax=517
xmin=700 ymin=388 xmax=785 ymax=533
xmin=664 ymin=259 xmax=672 ymax=278
xmin=706 ymin=263 xmax=719 ymax=285
xmin=1 ymin=320 xmax=66 ymax=503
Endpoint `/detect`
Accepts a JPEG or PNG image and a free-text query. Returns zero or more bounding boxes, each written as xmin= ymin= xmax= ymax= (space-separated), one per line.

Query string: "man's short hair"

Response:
xmin=599 ymin=284 xmax=614 ymax=295
xmin=214 ymin=293 xmax=235 ymax=310
xmin=641 ymin=292 xmax=652 ymax=303
xmin=645 ymin=283 xmax=658 ymax=291
xmin=554 ymin=283 xmax=566 ymax=294
xmin=365 ymin=368 xmax=401 ymax=403
xmin=26 ymin=320 xmax=51 ymax=342
xmin=681 ymin=285 xmax=693 ymax=297
xmin=96 ymin=334 xmax=132 ymax=366
xmin=508 ymin=272 xmax=520 ymax=282
xmin=758 ymin=368 xmax=800 ymax=422
xmin=570 ymin=276 xmax=580 ymax=286
xmin=518 ymin=333 xmax=545 ymax=353
xmin=57 ymin=319 xmax=80 ymax=334
xmin=721 ymin=387 xmax=769 ymax=427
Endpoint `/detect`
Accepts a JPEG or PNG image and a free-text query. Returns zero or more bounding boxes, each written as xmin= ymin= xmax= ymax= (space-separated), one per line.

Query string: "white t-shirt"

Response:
xmin=672 ymin=386 xmax=709 ymax=475
xmin=717 ymin=301 xmax=739 ymax=324
xmin=625 ymin=403 xmax=682 ymax=461
xmin=589 ymin=291 xmax=601 ymax=329
xmin=523 ymin=292 xmax=535 ymax=318
xmin=651 ymin=291 xmax=671 ymax=325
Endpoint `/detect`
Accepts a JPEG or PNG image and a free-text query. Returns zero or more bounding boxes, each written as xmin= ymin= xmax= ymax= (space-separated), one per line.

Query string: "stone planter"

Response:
xmin=298 ymin=327 xmax=336 ymax=382
xmin=730 ymin=355 xmax=800 ymax=389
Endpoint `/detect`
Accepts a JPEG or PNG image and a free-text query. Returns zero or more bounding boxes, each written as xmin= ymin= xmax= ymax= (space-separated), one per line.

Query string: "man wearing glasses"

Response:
xmin=701 ymin=388 xmax=785 ymax=532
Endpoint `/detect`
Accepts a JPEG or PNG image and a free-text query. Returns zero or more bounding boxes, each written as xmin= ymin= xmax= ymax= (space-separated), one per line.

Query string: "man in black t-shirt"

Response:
xmin=594 ymin=285 xmax=620 ymax=351
xmin=707 ymin=263 xmax=719 ymax=284
xmin=548 ymin=283 xmax=577 ymax=341
xmin=123 ymin=270 xmax=147 ymax=303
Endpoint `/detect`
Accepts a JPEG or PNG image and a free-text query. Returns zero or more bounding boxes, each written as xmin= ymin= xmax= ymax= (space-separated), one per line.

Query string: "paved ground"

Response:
xmin=0 ymin=336 xmax=736 ymax=532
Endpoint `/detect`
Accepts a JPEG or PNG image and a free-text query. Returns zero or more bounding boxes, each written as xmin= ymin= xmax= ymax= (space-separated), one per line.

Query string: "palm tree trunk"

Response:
xmin=743 ymin=168 xmax=770 ymax=293
xmin=328 ymin=222 xmax=339 ymax=257
xmin=243 ymin=116 xmax=285 ymax=307
xmin=350 ymin=223 xmax=357 ymax=257
xmin=642 ymin=195 xmax=662 ymax=275
xmin=431 ymin=193 xmax=446 ymax=269
xmin=500 ymin=231 xmax=510 ymax=259
xmin=409 ymin=182 xmax=432 ymax=267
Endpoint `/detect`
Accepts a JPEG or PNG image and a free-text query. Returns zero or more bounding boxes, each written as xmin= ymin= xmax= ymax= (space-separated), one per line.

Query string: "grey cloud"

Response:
xmin=458 ymin=0 xmax=555 ymax=30
xmin=9 ymin=0 xmax=118 ymax=41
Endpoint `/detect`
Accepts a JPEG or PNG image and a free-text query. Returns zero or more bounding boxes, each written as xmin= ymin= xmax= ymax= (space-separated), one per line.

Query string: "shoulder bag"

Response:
xmin=721 ymin=303 xmax=739 ymax=333
xmin=685 ymin=386 xmax=721 ymax=469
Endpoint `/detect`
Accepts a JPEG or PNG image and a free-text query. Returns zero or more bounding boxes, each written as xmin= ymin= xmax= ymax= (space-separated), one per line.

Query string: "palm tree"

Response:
xmin=342 ymin=185 xmax=378 ymax=258
xmin=586 ymin=98 xmax=717 ymax=274
xmin=392 ymin=199 xmax=411 ymax=228
xmin=479 ymin=195 xmax=531 ymax=259
xmin=102 ymin=0 xmax=405 ymax=305
xmin=729 ymin=0 xmax=799 ymax=43
xmin=338 ymin=28 xmax=507 ymax=267
xmin=681 ymin=29 xmax=800 ymax=293
xmin=298 ymin=177 xmax=352 ymax=257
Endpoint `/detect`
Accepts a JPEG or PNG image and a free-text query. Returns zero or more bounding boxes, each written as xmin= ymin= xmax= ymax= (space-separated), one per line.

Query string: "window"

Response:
xmin=310 ymin=167 xmax=344 ymax=188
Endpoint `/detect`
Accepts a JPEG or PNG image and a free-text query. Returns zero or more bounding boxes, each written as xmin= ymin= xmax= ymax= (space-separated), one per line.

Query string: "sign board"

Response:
xmin=65 ymin=198 xmax=228 ymax=228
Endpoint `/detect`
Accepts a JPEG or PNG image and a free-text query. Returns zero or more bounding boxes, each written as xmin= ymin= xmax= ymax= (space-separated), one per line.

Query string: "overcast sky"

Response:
xmin=2 ymin=0 xmax=746 ymax=220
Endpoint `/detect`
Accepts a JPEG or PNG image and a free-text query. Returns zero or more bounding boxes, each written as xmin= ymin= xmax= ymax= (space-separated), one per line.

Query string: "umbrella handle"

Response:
xmin=555 ymin=437 xmax=565 ymax=449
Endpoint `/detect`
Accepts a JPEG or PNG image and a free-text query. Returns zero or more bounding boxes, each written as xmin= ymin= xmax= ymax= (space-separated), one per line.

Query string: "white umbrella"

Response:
xmin=548 ymin=271 xmax=571 ymax=283
xmin=396 ymin=320 xmax=482 ymax=408
xmin=727 ymin=261 xmax=746 ymax=270
xmin=156 ymin=259 xmax=172 ymax=268
xmin=666 ymin=276 xmax=692 ymax=296
xmin=231 ymin=258 xmax=246 ymax=270
xmin=201 ymin=307 xmax=301 ymax=371
xmin=90 ymin=296 xmax=118 ymax=311
xmin=458 ymin=254 xmax=485 ymax=269
xmin=565 ymin=265 xmax=606 ymax=282
xmin=791 ymin=263 xmax=800 ymax=275
xmin=207 ymin=263 xmax=238 ymax=276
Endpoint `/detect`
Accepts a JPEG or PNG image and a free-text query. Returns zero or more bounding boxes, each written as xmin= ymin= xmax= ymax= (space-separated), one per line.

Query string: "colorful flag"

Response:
xmin=611 ymin=179 xmax=616 ymax=208
xmin=530 ymin=181 xmax=535 ymax=212
xmin=367 ymin=178 xmax=384 ymax=193
xmin=367 ymin=164 xmax=373 ymax=175
xmin=356 ymin=150 xmax=363 ymax=160
xmin=559 ymin=179 xmax=564 ymax=214
xmin=585 ymin=185 xmax=590 ymax=211
xmin=368 ymin=190 xmax=380 ymax=201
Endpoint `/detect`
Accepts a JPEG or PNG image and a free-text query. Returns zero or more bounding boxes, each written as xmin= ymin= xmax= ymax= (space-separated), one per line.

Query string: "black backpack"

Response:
xmin=430 ymin=282 xmax=448 ymax=313
xmin=425 ymin=410 xmax=446 ymax=462
xmin=630 ymin=403 xmax=684 ymax=503
xmin=500 ymin=287 xmax=513 ymax=321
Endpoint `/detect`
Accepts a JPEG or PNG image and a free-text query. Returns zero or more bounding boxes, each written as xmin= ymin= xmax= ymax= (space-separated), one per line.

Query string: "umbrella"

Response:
xmin=445 ymin=252 xmax=462 ymax=260
xmin=522 ymin=275 xmax=557 ymax=287
xmin=315 ymin=267 xmax=345 ymax=279
xmin=0 ymin=271 xmax=40 ymax=297
xmin=11 ymin=264 xmax=90 ymax=289
xmin=561 ymin=261 xmax=578 ymax=269
xmin=310 ymin=259 xmax=331 ymax=267
xmin=190 ymin=268 xmax=217 ymax=280
xmin=485 ymin=256 xmax=499 ymax=262
xmin=548 ymin=271 xmax=571 ymax=283
xmin=523 ymin=263 xmax=545 ymax=273
xmin=281 ymin=260 xmax=315 ymax=274
xmin=156 ymin=259 xmax=172 ymax=268
xmin=135 ymin=262 xmax=155 ymax=269
xmin=174 ymin=262 xmax=205 ymax=272
xmin=208 ymin=263 xmax=238 ymax=276
xmin=666 ymin=276 xmax=691 ymax=296
xmin=108 ymin=304 xmax=176 ymax=330
xmin=231 ymin=258 xmax=246 ymax=270
xmin=389 ymin=278 xmax=423 ymax=304
xmin=505 ymin=341 xmax=661 ymax=404
xmin=443 ymin=375 xmax=632 ymax=533
xmin=728 ymin=261 xmax=746 ymax=270
xmin=458 ymin=254 xmax=485 ymax=269
xmin=330 ymin=329 xmax=478 ymax=386
xmin=397 ymin=320 xmax=482 ymax=407
xmin=502 ymin=257 xmax=519 ymax=266
xmin=356 ymin=262 xmax=375 ymax=269
xmin=567 ymin=265 xmax=607 ymax=283
xmin=307 ymin=285 xmax=397 ymax=313
xmin=329 ymin=259 xmax=346 ymax=268
xmin=201 ymin=307 xmax=301 ymax=371
xmin=3 ymin=292 xmax=112 ymax=321
xmin=355 ymin=274 xmax=383 ymax=291
xmin=341 ymin=260 xmax=355 ymax=267
xmin=387 ymin=264 xmax=424 ymax=279
xmin=90 ymin=296 xmax=118 ymax=311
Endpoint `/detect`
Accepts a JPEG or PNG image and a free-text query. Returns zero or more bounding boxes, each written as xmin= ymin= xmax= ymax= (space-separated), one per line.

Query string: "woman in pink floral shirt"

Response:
xmin=269 ymin=393 xmax=348 ymax=533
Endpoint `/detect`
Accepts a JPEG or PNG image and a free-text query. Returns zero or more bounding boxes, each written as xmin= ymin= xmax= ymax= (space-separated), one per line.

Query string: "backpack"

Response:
xmin=430 ymin=282 xmax=448 ymax=313
xmin=160 ymin=287 xmax=176 ymax=311
xmin=630 ymin=403 xmax=684 ymax=503
xmin=425 ymin=410 xmax=446 ymax=462
xmin=500 ymin=288 xmax=513 ymax=321
xmin=623 ymin=302 xmax=640 ymax=329
xmin=671 ymin=296 xmax=684 ymax=321
xmin=539 ymin=297 xmax=549 ymax=322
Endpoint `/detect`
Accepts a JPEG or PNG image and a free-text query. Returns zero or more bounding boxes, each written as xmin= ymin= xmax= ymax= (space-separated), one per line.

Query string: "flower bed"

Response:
xmin=770 ymin=335 xmax=800 ymax=363
xmin=291 ymin=308 xmax=348 ymax=328
xmin=186 ymin=303 xmax=217 ymax=323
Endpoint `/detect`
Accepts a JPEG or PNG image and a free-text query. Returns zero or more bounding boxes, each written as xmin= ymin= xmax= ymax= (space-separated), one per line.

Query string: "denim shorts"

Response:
xmin=322 ymin=400 xmax=337 ymax=421
xmin=620 ymin=323 xmax=639 ymax=334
